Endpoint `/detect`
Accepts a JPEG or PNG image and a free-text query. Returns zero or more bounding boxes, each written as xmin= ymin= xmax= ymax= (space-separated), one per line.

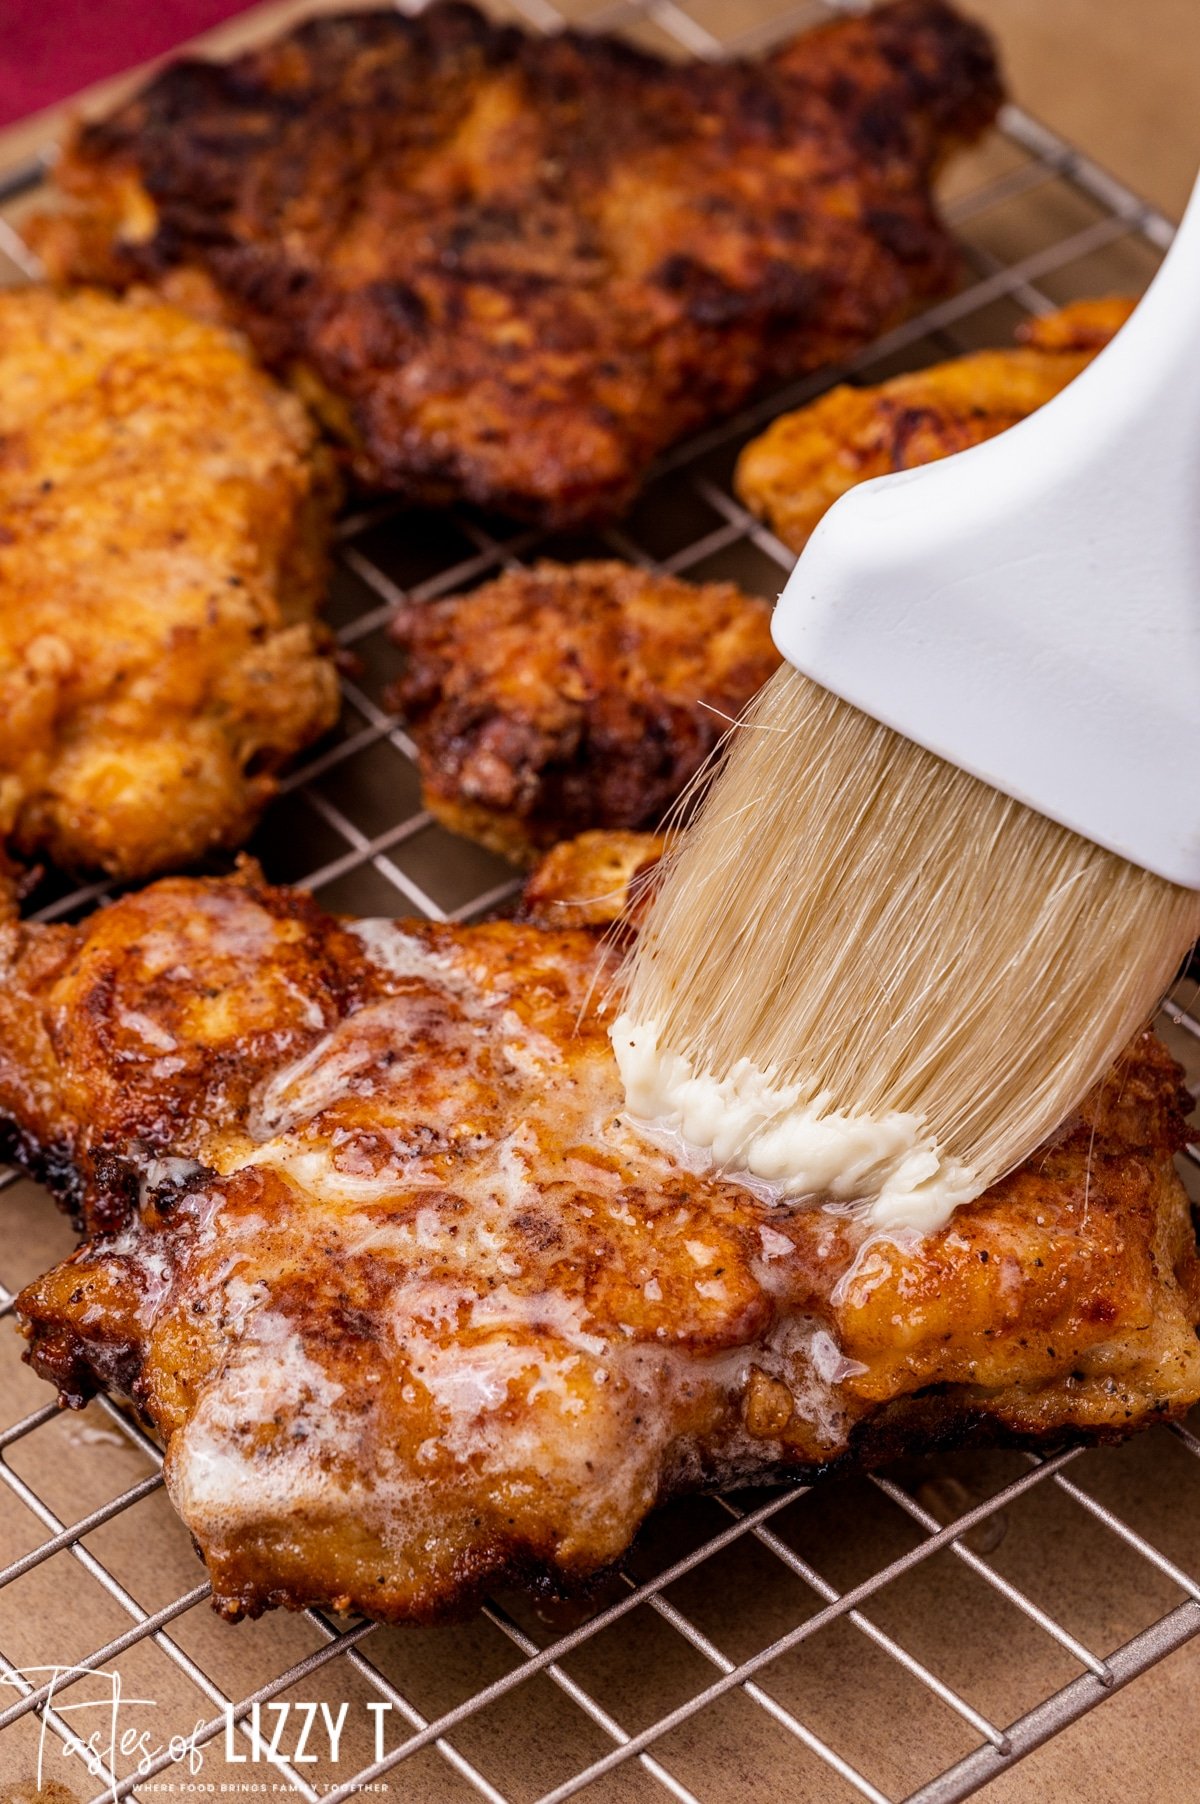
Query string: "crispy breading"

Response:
xmin=31 ymin=0 xmax=1003 ymax=526
xmin=0 ymin=288 xmax=340 ymax=880
xmin=736 ymin=297 xmax=1134 ymax=552
xmin=5 ymin=837 xmax=1197 ymax=1624
xmin=388 ymin=561 xmax=779 ymax=863
xmin=515 ymin=828 xmax=665 ymax=932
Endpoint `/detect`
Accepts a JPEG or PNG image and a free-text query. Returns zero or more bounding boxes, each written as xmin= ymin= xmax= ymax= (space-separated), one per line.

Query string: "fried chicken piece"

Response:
xmin=515 ymin=828 xmax=665 ymax=932
xmin=5 ymin=838 xmax=1198 ymax=1624
xmin=0 ymin=288 xmax=340 ymax=880
xmin=30 ymin=1 xmax=1003 ymax=526
xmin=389 ymin=562 xmax=779 ymax=863
xmin=737 ymin=297 xmax=1134 ymax=552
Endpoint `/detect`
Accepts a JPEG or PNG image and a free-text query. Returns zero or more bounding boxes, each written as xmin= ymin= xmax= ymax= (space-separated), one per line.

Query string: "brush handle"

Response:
xmin=772 ymin=171 xmax=1200 ymax=889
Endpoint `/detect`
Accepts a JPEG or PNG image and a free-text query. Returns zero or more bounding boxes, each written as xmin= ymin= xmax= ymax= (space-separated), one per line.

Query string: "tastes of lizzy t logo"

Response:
xmin=2 ymin=1665 xmax=395 ymax=1797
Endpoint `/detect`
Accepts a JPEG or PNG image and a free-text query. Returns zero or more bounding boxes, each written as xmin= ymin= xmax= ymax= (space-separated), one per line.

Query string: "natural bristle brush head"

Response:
xmin=613 ymin=664 xmax=1200 ymax=1233
xmin=615 ymin=172 xmax=1200 ymax=1235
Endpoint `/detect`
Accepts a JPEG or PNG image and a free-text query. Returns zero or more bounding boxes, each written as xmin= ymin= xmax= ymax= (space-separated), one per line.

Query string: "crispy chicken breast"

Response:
xmin=388 ymin=562 xmax=780 ymax=863
xmin=5 ymin=837 xmax=1197 ymax=1623
xmin=736 ymin=297 xmax=1134 ymax=552
xmin=0 ymin=288 xmax=340 ymax=880
xmin=31 ymin=0 xmax=1003 ymax=525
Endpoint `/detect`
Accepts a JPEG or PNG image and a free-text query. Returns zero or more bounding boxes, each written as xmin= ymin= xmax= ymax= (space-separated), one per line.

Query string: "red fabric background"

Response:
xmin=0 ymin=0 xmax=255 ymax=129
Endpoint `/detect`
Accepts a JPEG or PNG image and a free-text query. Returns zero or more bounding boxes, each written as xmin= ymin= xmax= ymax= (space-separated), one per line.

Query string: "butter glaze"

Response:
xmin=7 ymin=858 xmax=1196 ymax=1623
xmin=612 ymin=1014 xmax=978 ymax=1232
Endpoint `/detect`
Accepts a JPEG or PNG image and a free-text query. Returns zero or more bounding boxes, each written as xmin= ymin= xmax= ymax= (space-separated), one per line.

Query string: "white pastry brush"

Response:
xmin=614 ymin=175 xmax=1200 ymax=1235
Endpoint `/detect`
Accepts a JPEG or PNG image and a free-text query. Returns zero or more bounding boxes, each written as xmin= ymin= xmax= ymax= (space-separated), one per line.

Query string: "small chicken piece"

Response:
xmin=4 ymin=838 xmax=1198 ymax=1624
xmin=736 ymin=297 xmax=1135 ymax=552
xmin=389 ymin=562 xmax=780 ymax=864
xmin=0 ymin=287 xmax=339 ymax=880
xmin=29 ymin=0 xmax=1004 ymax=525
xmin=515 ymin=828 xmax=665 ymax=932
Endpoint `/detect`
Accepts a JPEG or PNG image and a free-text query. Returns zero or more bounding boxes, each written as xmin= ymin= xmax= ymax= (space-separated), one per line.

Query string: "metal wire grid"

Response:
xmin=0 ymin=1 xmax=1197 ymax=1799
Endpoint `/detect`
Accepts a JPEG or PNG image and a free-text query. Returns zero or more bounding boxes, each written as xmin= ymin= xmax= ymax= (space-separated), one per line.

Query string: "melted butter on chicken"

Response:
xmin=5 ymin=841 xmax=1198 ymax=1621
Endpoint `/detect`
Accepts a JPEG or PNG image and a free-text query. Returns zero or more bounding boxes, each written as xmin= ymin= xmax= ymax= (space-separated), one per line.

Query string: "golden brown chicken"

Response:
xmin=736 ymin=297 xmax=1134 ymax=552
xmin=515 ymin=827 xmax=665 ymax=932
xmin=6 ymin=836 xmax=1198 ymax=1624
xmin=388 ymin=561 xmax=780 ymax=863
xmin=0 ymin=287 xmax=340 ymax=880
xmin=30 ymin=0 xmax=1004 ymax=526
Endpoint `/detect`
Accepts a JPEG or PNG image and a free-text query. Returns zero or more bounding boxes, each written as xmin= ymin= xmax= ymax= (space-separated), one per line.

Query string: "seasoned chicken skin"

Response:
xmin=0 ymin=288 xmax=339 ymax=879
xmin=5 ymin=839 xmax=1198 ymax=1624
xmin=515 ymin=828 xmax=665 ymax=933
xmin=737 ymin=297 xmax=1134 ymax=552
xmin=31 ymin=0 xmax=1003 ymax=525
xmin=389 ymin=562 xmax=780 ymax=863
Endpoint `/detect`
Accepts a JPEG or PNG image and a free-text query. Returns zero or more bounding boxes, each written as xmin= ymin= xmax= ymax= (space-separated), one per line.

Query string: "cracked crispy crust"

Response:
xmin=736 ymin=297 xmax=1134 ymax=552
xmin=388 ymin=561 xmax=780 ymax=863
xmin=5 ymin=835 xmax=1198 ymax=1623
xmin=0 ymin=287 xmax=340 ymax=880
xmin=515 ymin=829 xmax=666 ymax=933
xmin=30 ymin=0 xmax=1002 ymax=525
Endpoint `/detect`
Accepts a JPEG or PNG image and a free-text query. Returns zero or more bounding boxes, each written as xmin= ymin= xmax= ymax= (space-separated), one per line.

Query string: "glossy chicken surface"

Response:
xmin=389 ymin=562 xmax=779 ymax=863
xmin=0 ymin=288 xmax=339 ymax=880
xmin=737 ymin=297 xmax=1134 ymax=552
xmin=515 ymin=828 xmax=666 ymax=933
xmin=31 ymin=0 xmax=1003 ymax=525
xmin=5 ymin=836 xmax=1198 ymax=1623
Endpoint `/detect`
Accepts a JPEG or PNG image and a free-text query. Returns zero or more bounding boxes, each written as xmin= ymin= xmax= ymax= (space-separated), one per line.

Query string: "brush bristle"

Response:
xmin=619 ymin=664 xmax=1200 ymax=1206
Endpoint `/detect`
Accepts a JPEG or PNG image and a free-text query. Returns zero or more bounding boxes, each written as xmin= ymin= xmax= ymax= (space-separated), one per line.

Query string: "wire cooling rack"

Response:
xmin=1 ymin=2 xmax=1199 ymax=1800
